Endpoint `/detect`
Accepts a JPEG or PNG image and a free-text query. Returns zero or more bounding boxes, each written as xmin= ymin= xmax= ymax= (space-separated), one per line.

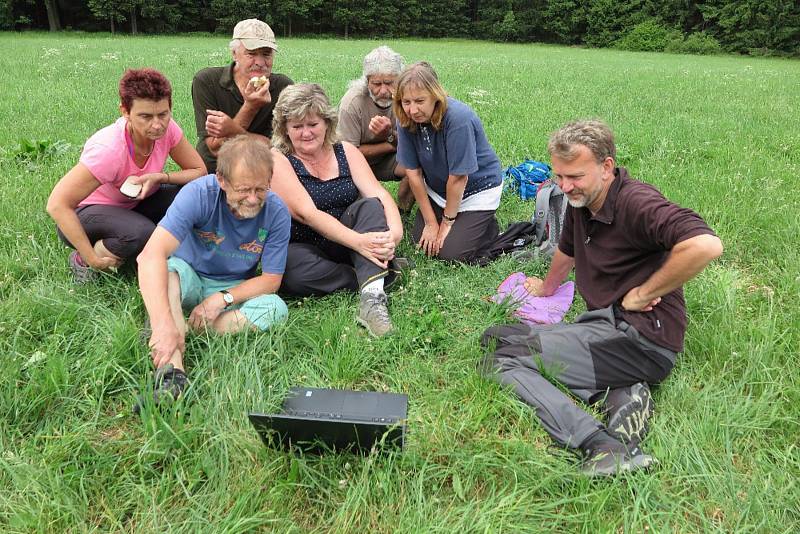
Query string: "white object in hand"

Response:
xmin=250 ymin=75 xmax=268 ymax=88
xmin=120 ymin=176 xmax=142 ymax=198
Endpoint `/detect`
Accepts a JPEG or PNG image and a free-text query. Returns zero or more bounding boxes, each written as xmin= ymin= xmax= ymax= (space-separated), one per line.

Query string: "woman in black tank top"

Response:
xmin=269 ymin=83 xmax=404 ymax=337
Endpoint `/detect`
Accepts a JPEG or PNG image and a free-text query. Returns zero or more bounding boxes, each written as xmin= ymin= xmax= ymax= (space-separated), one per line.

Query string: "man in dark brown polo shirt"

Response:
xmin=481 ymin=119 xmax=723 ymax=477
xmin=191 ymin=19 xmax=293 ymax=173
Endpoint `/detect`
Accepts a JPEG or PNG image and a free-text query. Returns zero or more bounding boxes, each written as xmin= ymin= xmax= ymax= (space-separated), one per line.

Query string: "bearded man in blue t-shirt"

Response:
xmin=136 ymin=135 xmax=291 ymax=411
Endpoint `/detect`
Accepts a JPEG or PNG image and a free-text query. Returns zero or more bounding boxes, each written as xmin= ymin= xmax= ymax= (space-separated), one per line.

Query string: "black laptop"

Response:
xmin=249 ymin=387 xmax=408 ymax=454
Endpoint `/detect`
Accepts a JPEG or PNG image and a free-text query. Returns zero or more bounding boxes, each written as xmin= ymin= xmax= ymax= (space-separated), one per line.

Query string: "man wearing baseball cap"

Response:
xmin=191 ymin=19 xmax=293 ymax=173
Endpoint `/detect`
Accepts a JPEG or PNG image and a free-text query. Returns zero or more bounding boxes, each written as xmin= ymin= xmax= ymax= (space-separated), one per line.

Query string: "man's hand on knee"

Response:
xmin=188 ymin=293 xmax=227 ymax=331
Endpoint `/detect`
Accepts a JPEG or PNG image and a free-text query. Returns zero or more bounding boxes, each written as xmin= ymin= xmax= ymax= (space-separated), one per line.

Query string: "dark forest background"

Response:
xmin=4 ymin=0 xmax=799 ymax=57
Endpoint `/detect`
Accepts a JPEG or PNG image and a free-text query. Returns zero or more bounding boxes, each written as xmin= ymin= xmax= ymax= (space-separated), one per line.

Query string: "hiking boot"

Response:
xmin=581 ymin=445 xmax=655 ymax=478
xmin=133 ymin=364 xmax=189 ymax=414
xmin=606 ymin=382 xmax=653 ymax=448
xmin=356 ymin=292 xmax=393 ymax=337
xmin=69 ymin=250 xmax=97 ymax=284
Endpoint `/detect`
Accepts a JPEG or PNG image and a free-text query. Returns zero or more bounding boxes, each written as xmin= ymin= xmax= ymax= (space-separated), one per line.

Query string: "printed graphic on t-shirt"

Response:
xmin=196 ymin=230 xmax=225 ymax=246
xmin=195 ymin=227 xmax=270 ymax=257
xmin=239 ymin=240 xmax=263 ymax=254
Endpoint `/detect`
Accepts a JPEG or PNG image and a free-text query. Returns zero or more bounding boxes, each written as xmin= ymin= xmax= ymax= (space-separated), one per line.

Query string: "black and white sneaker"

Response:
xmin=133 ymin=364 xmax=190 ymax=414
xmin=606 ymin=382 xmax=653 ymax=447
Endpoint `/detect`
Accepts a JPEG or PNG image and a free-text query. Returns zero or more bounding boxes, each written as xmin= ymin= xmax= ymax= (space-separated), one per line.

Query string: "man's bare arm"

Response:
xmin=622 ymin=233 xmax=723 ymax=311
xmin=525 ymin=248 xmax=575 ymax=296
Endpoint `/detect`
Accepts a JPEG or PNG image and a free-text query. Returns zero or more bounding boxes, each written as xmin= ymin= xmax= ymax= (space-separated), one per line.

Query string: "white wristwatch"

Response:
xmin=220 ymin=290 xmax=234 ymax=308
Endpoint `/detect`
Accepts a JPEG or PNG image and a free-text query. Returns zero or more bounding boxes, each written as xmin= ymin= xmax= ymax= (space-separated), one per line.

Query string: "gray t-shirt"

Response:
xmin=337 ymin=85 xmax=394 ymax=158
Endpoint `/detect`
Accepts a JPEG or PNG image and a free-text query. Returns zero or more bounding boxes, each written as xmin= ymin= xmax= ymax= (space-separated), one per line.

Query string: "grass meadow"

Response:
xmin=1 ymin=31 xmax=799 ymax=532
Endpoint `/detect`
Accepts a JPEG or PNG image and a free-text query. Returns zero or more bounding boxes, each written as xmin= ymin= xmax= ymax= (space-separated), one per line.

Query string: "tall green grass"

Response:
xmin=0 ymin=32 xmax=798 ymax=532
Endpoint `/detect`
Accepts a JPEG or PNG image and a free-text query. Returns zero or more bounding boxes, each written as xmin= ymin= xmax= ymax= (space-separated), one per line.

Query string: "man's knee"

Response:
xmin=241 ymin=294 xmax=289 ymax=330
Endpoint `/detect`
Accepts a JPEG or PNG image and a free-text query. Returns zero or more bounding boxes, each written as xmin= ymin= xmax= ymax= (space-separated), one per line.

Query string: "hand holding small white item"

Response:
xmin=120 ymin=175 xmax=143 ymax=198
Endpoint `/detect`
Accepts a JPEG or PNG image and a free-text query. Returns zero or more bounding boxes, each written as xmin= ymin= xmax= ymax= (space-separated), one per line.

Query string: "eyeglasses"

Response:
xmin=231 ymin=186 xmax=269 ymax=196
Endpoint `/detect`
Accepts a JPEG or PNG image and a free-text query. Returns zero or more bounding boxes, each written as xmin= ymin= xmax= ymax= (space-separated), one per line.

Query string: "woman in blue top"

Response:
xmin=394 ymin=62 xmax=502 ymax=262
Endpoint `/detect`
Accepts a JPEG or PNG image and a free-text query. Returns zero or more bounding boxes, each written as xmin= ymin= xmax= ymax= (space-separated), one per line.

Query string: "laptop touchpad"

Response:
xmin=343 ymin=393 xmax=378 ymax=415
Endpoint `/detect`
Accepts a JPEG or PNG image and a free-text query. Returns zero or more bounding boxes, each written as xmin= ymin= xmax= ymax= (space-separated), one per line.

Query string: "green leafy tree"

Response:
xmin=699 ymin=0 xmax=800 ymax=55
xmin=272 ymin=0 xmax=321 ymax=37
xmin=584 ymin=0 xmax=647 ymax=48
xmin=615 ymin=18 xmax=681 ymax=51
xmin=210 ymin=0 xmax=269 ymax=33
xmin=44 ymin=0 xmax=61 ymax=30
xmin=332 ymin=0 xmax=355 ymax=38
xmin=87 ymin=0 xmax=131 ymax=34
xmin=540 ymin=0 xmax=588 ymax=44
xmin=413 ymin=0 xmax=469 ymax=37
xmin=139 ymin=0 xmax=212 ymax=34
xmin=642 ymin=0 xmax=703 ymax=34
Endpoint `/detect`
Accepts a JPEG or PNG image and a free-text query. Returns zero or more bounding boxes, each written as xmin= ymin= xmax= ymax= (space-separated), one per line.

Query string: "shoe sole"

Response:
xmin=608 ymin=385 xmax=653 ymax=446
xmin=355 ymin=315 xmax=393 ymax=337
xmin=583 ymin=453 xmax=656 ymax=478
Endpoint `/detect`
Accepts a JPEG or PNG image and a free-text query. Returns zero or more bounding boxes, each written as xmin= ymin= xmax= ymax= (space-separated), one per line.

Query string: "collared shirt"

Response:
xmin=559 ymin=167 xmax=716 ymax=352
xmin=191 ymin=63 xmax=292 ymax=172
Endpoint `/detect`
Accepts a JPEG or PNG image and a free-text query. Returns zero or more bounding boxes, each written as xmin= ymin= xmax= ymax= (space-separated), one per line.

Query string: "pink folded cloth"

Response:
xmin=491 ymin=272 xmax=575 ymax=325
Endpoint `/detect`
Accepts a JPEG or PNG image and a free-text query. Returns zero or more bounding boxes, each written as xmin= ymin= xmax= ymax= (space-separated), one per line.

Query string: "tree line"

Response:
xmin=3 ymin=0 xmax=799 ymax=57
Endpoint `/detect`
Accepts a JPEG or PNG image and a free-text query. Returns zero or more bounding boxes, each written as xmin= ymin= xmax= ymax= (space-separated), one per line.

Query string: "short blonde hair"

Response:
xmin=271 ymin=83 xmax=339 ymax=155
xmin=547 ymin=119 xmax=616 ymax=163
xmin=393 ymin=61 xmax=448 ymax=133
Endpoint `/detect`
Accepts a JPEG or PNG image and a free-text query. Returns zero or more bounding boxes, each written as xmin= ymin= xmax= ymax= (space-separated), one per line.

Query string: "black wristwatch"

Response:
xmin=442 ymin=213 xmax=457 ymax=222
xmin=220 ymin=290 xmax=234 ymax=308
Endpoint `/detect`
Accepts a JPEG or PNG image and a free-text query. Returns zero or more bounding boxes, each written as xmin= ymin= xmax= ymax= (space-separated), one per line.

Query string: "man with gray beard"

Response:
xmin=338 ymin=46 xmax=414 ymax=210
xmin=135 ymin=135 xmax=291 ymax=412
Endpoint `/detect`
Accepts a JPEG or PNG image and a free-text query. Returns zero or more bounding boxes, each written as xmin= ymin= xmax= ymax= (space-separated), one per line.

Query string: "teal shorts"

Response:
xmin=167 ymin=256 xmax=288 ymax=331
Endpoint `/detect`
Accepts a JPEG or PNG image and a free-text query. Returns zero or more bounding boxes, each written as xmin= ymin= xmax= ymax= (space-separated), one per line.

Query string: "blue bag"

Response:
xmin=503 ymin=160 xmax=551 ymax=201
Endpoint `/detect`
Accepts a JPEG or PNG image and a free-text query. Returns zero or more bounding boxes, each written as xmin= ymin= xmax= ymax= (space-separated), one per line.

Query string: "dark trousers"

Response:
xmin=280 ymin=197 xmax=398 ymax=296
xmin=412 ymin=201 xmax=499 ymax=262
xmin=57 ymin=185 xmax=179 ymax=260
xmin=480 ymin=306 xmax=675 ymax=448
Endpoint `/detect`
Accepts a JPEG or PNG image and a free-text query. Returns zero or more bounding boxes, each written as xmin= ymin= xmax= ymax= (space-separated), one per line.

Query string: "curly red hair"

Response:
xmin=119 ymin=68 xmax=172 ymax=112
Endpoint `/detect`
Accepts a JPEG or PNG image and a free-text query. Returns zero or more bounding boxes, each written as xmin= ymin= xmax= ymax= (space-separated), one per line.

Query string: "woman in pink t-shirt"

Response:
xmin=46 ymin=68 xmax=206 ymax=282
